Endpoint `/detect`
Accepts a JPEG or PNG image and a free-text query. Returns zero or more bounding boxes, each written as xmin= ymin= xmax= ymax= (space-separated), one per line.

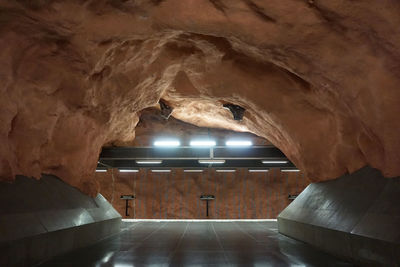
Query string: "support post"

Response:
xmin=200 ymin=195 xmax=215 ymax=218
xmin=120 ymin=195 xmax=135 ymax=217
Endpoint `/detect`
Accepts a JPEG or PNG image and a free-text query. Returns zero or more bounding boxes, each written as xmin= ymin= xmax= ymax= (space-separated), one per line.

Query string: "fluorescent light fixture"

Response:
xmin=153 ymin=140 xmax=180 ymax=147
xmin=119 ymin=169 xmax=139 ymax=173
xmin=249 ymin=169 xmax=269 ymax=172
xmin=225 ymin=140 xmax=252 ymax=147
xmin=95 ymin=169 xmax=107 ymax=172
xmin=190 ymin=140 xmax=216 ymax=147
xmin=198 ymin=159 xmax=225 ymax=164
xmin=151 ymin=169 xmax=171 ymax=173
xmin=184 ymin=169 xmax=204 ymax=173
xmin=216 ymin=169 xmax=236 ymax=172
xmin=136 ymin=160 xmax=162 ymax=164
xmin=281 ymin=169 xmax=300 ymax=172
xmin=261 ymin=160 xmax=288 ymax=164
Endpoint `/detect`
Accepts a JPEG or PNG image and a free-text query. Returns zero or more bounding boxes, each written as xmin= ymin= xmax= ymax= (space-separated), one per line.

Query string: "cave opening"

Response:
xmin=96 ymin=108 xmax=305 ymax=220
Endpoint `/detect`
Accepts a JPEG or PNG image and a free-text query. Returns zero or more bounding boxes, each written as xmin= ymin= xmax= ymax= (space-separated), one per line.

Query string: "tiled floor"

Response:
xmin=39 ymin=221 xmax=353 ymax=266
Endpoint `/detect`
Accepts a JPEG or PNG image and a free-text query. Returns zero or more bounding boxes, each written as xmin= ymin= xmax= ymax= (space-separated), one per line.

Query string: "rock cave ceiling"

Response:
xmin=129 ymin=107 xmax=271 ymax=146
xmin=0 ymin=0 xmax=399 ymax=195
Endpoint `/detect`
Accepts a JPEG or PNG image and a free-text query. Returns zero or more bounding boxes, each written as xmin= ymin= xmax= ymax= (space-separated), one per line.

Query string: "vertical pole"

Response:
xmin=206 ymin=199 xmax=209 ymax=217
xmin=125 ymin=199 xmax=129 ymax=216
xmin=111 ymin=169 xmax=115 ymax=204
xmin=133 ymin=174 xmax=136 ymax=219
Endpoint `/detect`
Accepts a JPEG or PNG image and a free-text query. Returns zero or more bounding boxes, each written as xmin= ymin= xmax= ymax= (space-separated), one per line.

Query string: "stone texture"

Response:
xmin=96 ymin=167 xmax=308 ymax=219
xmin=0 ymin=0 xmax=400 ymax=194
xmin=132 ymin=107 xmax=271 ymax=146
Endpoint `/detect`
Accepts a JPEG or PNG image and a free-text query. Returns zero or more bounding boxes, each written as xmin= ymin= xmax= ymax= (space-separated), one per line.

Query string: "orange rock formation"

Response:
xmin=1 ymin=0 xmax=399 ymax=194
xmin=130 ymin=108 xmax=271 ymax=147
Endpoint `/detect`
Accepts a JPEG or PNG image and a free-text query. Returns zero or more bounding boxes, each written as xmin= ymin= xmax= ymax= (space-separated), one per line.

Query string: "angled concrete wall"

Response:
xmin=0 ymin=175 xmax=121 ymax=267
xmin=278 ymin=166 xmax=400 ymax=266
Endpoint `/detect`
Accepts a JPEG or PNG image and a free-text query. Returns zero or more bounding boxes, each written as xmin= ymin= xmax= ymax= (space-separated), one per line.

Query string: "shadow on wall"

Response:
xmin=95 ymin=168 xmax=309 ymax=219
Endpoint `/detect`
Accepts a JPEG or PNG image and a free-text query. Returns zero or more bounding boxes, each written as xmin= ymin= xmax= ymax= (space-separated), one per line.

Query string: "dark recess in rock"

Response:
xmin=223 ymin=103 xmax=246 ymax=121
xmin=159 ymin=99 xmax=173 ymax=119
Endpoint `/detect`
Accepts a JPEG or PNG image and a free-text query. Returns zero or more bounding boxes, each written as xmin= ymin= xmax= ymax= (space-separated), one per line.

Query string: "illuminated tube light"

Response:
xmin=136 ymin=160 xmax=162 ymax=164
xmin=154 ymin=140 xmax=180 ymax=147
xmin=216 ymin=169 xmax=236 ymax=173
xmin=95 ymin=169 xmax=107 ymax=172
xmin=151 ymin=169 xmax=171 ymax=173
xmin=281 ymin=169 xmax=300 ymax=172
xmin=198 ymin=159 xmax=225 ymax=164
xmin=225 ymin=140 xmax=252 ymax=147
xmin=184 ymin=169 xmax=204 ymax=173
xmin=261 ymin=160 xmax=288 ymax=164
xmin=119 ymin=169 xmax=139 ymax=173
xmin=190 ymin=140 xmax=216 ymax=147
xmin=249 ymin=169 xmax=269 ymax=173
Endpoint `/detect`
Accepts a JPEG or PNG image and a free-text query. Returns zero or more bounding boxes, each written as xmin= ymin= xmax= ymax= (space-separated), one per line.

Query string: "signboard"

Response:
xmin=200 ymin=195 xmax=215 ymax=200
xmin=200 ymin=194 xmax=215 ymax=217
xmin=120 ymin=195 xmax=135 ymax=200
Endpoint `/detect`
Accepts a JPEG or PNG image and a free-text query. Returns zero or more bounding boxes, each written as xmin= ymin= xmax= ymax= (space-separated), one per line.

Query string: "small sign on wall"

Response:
xmin=200 ymin=195 xmax=215 ymax=217
xmin=120 ymin=195 xmax=135 ymax=216
xmin=120 ymin=195 xmax=135 ymax=200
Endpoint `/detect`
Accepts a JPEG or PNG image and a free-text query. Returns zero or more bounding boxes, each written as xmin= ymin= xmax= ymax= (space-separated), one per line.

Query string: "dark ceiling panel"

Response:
xmin=98 ymin=146 xmax=295 ymax=169
xmin=98 ymin=159 xmax=295 ymax=168
xmin=100 ymin=146 xmax=286 ymax=160
xmin=100 ymin=147 xmax=210 ymax=159
xmin=213 ymin=147 xmax=285 ymax=158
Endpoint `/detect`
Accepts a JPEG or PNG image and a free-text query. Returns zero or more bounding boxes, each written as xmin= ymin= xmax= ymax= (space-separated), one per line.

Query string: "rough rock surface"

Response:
xmin=130 ymin=108 xmax=271 ymax=146
xmin=96 ymin=168 xmax=308 ymax=219
xmin=0 ymin=0 xmax=399 ymax=194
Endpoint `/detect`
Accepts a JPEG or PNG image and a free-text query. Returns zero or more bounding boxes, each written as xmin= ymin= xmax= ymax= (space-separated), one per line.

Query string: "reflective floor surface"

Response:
xmin=39 ymin=221 xmax=353 ymax=266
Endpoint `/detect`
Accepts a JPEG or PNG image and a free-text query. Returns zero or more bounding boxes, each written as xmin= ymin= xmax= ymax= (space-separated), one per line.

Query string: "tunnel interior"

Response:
xmin=1 ymin=0 xmax=400 ymax=266
xmin=96 ymin=108 xmax=307 ymax=220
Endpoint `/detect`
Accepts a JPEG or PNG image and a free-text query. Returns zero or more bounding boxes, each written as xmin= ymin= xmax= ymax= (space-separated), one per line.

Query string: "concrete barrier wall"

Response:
xmin=278 ymin=166 xmax=400 ymax=265
xmin=0 ymin=175 xmax=121 ymax=266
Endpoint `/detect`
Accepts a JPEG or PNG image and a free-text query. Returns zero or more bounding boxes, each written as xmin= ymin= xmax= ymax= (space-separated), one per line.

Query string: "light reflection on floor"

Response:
xmin=39 ymin=221 xmax=354 ymax=266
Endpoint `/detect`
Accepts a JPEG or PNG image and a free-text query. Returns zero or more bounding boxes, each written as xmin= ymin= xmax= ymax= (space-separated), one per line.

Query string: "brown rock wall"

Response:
xmin=96 ymin=168 xmax=308 ymax=219
xmin=131 ymin=108 xmax=271 ymax=147
xmin=1 ymin=1 xmax=400 ymax=194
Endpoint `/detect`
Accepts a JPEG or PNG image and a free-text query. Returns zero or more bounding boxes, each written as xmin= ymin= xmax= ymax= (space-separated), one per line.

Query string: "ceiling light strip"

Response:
xmin=225 ymin=140 xmax=252 ymax=147
xmin=119 ymin=169 xmax=139 ymax=173
xmin=183 ymin=169 xmax=204 ymax=173
xmin=216 ymin=169 xmax=236 ymax=173
xmin=261 ymin=160 xmax=288 ymax=164
xmin=153 ymin=140 xmax=180 ymax=147
xmin=198 ymin=159 xmax=225 ymax=164
xmin=248 ymin=169 xmax=269 ymax=172
xmin=136 ymin=160 xmax=162 ymax=164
